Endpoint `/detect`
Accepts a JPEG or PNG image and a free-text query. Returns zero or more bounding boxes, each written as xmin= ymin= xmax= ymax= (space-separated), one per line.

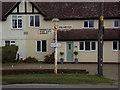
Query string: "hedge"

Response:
xmin=2 ymin=69 xmax=89 ymax=75
xmin=1 ymin=46 xmax=18 ymax=63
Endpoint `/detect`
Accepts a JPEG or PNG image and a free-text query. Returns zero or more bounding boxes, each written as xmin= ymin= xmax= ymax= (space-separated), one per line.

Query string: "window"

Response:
xmin=79 ymin=41 xmax=84 ymax=50
xmin=113 ymin=20 xmax=120 ymax=28
xmin=5 ymin=40 xmax=15 ymax=46
xmin=83 ymin=20 xmax=94 ymax=28
xmin=85 ymin=41 xmax=90 ymax=50
xmin=30 ymin=15 xmax=40 ymax=27
xmin=113 ymin=41 xmax=120 ymax=51
xmin=37 ymin=40 xmax=47 ymax=52
xmin=12 ymin=15 xmax=22 ymax=29
xmin=79 ymin=41 xmax=96 ymax=51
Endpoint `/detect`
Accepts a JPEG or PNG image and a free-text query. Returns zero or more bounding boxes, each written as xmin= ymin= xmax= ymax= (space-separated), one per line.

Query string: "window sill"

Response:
xmin=29 ymin=26 xmax=40 ymax=28
xmin=11 ymin=28 xmax=23 ymax=30
xmin=112 ymin=50 xmax=120 ymax=52
xmin=82 ymin=28 xmax=95 ymax=30
xmin=113 ymin=27 xmax=120 ymax=29
xmin=79 ymin=50 xmax=96 ymax=52
xmin=36 ymin=51 xmax=47 ymax=53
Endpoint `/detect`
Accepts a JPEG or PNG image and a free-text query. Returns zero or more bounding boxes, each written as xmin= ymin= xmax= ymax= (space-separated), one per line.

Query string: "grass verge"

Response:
xmin=2 ymin=74 xmax=115 ymax=85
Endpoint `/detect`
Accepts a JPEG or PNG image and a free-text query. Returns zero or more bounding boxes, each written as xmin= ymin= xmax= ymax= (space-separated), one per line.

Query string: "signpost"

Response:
xmin=52 ymin=18 xmax=60 ymax=75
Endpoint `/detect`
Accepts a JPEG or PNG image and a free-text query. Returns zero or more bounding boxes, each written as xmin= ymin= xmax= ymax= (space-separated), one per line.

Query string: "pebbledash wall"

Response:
xmin=1 ymin=1 xmax=119 ymax=63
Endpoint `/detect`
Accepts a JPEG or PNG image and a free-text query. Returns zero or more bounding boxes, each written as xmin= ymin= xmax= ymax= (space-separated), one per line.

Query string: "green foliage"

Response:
xmin=2 ymin=46 xmax=18 ymax=63
xmin=74 ymin=51 xmax=78 ymax=55
xmin=44 ymin=53 xmax=55 ymax=64
xmin=2 ymin=74 xmax=115 ymax=84
xmin=23 ymin=56 xmax=38 ymax=63
xmin=60 ymin=52 xmax=64 ymax=56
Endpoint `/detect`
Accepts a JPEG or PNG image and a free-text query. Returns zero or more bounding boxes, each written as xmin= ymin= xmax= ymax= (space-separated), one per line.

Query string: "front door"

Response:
xmin=66 ymin=42 xmax=74 ymax=62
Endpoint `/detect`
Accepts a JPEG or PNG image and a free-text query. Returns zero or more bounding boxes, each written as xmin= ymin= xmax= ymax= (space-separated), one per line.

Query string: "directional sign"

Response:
xmin=50 ymin=43 xmax=61 ymax=47
xmin=58 ymin=25 xmax=73 ymax=30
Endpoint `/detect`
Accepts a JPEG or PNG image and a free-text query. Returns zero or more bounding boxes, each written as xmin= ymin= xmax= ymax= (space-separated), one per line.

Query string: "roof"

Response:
xmin=1 ymin=2 xmax=120 ymax=20
xmin=57 ymin=29 xmax=120 ymax=41
xmin=36 ymin=2 xmax=120 ymax=20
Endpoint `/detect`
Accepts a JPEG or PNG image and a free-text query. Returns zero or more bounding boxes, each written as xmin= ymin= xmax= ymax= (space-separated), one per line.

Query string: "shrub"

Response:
xmin=23 ymin=56 xmax=38 ymax=63
xmin=60 ymin=52 xmax=64 ymax=56
xmin=44 ymin=52 xmax=55 ymax=64
xmin=2 ymin=46 xmax=18 ymax=63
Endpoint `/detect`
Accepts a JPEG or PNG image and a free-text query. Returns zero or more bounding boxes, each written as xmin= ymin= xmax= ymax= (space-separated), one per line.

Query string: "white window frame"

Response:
xmin=113 ymin=20 xmax=120 ymax=28
xmin=11 ymin=15 xmax=23 ymax=29
xmin=79 ymin=41 xmax=96 ymax=51
xmin=29 ymin=15 xmax=40 ymax=28
xmin=83 ymin=20 xmax=94 ymax=29
xmin=112 ymin=41 xmax=120 ymax=51
xmin=5 ymin=40 xmax=16 ymax=46
xmin=36 ymin=40 xmax=47 ymax=53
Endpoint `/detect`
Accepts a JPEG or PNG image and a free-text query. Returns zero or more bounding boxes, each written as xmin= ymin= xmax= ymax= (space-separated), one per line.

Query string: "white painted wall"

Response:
xmin=2 ymin=15 xmax=27 ymax=59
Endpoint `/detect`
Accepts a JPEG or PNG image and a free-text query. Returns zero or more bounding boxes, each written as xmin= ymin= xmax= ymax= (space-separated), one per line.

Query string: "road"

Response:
xmin=2 ymin=84 xmax=119 ymax=88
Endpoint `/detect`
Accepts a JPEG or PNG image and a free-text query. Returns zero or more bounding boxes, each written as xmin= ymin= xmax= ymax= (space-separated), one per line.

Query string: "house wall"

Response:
xmin=2 ymin=1 xmax=119 ymax=63
xmin=57 ymin=41 xmax=119 ymax=63
xmin=1 ymin=15 xmax=27 ymax=59
xmin=103 ymin=41 xmax=119 ymax=62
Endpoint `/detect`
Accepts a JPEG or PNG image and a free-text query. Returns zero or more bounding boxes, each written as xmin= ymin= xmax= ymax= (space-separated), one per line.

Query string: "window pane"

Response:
xmin=10 ymin=41 xmax=15 ymax=46
xmin=80 ymin=42 xmax=84 ymax=50
xmin=12 ymin=16 xmax=17 ymax=28
xmin=5 ymin=41 xmax=10 ymax=46
xmin=114 ymin=21 xmax=118 ymax=27
xmin=37 ymin=41 xmax=41 ymax=52
xmin=91 ymin=42 xmax=96 ymax=50
xmin=84 ymin=21 xmax=88 ymax=27
xmin=85 ymin=41 xmax=90 ymax=50
xmin=35 ymin=16 xmax=40 ymax=27
xmin=42 ymin=40 xmax=46 ymax=52
xmin=89 ymin=20 xmax=94 ymax=28
xmin=18 ymin=19 xmax=22 ymax=28
xmin=18 ymin=16 xmax=22 ymax=18
xmin=30 ymin=16 xmax=34 ymax=26
xmin=11 ymin=41 xmax=15 ymax=43
xmin=69 ymin=44 xmax=71 ymax=50
xmin=113 ymin=41 xmax=117 ymax=50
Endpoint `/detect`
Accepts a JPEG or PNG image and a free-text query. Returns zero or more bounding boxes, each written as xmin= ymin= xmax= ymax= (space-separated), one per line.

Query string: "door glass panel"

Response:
xmin=69 ymin=44 xmax=71 ymax=50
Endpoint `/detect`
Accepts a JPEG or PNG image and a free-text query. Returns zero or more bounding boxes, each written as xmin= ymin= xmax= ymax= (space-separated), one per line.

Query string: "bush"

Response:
xmin=23 ymin=56 xmax=38 ymax=63
xmin=2 ymin=46 xmax=18 ymax=63
xmin=44 ymin=53 xmax=55 ymax=64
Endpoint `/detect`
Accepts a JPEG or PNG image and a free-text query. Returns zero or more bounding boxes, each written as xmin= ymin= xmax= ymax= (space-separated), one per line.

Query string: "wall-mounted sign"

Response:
xmin=58 ymin=25 xmax=73 ymax=30
xmin=50 ymin=43 xmax=61 ymax=47
xmin=39 ymin=29 xmax=53 ymax=34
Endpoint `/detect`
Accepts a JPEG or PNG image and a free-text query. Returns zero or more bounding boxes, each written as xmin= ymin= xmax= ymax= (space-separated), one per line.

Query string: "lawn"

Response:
xmin=2 ymin=74 xmax=115 ymax=85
